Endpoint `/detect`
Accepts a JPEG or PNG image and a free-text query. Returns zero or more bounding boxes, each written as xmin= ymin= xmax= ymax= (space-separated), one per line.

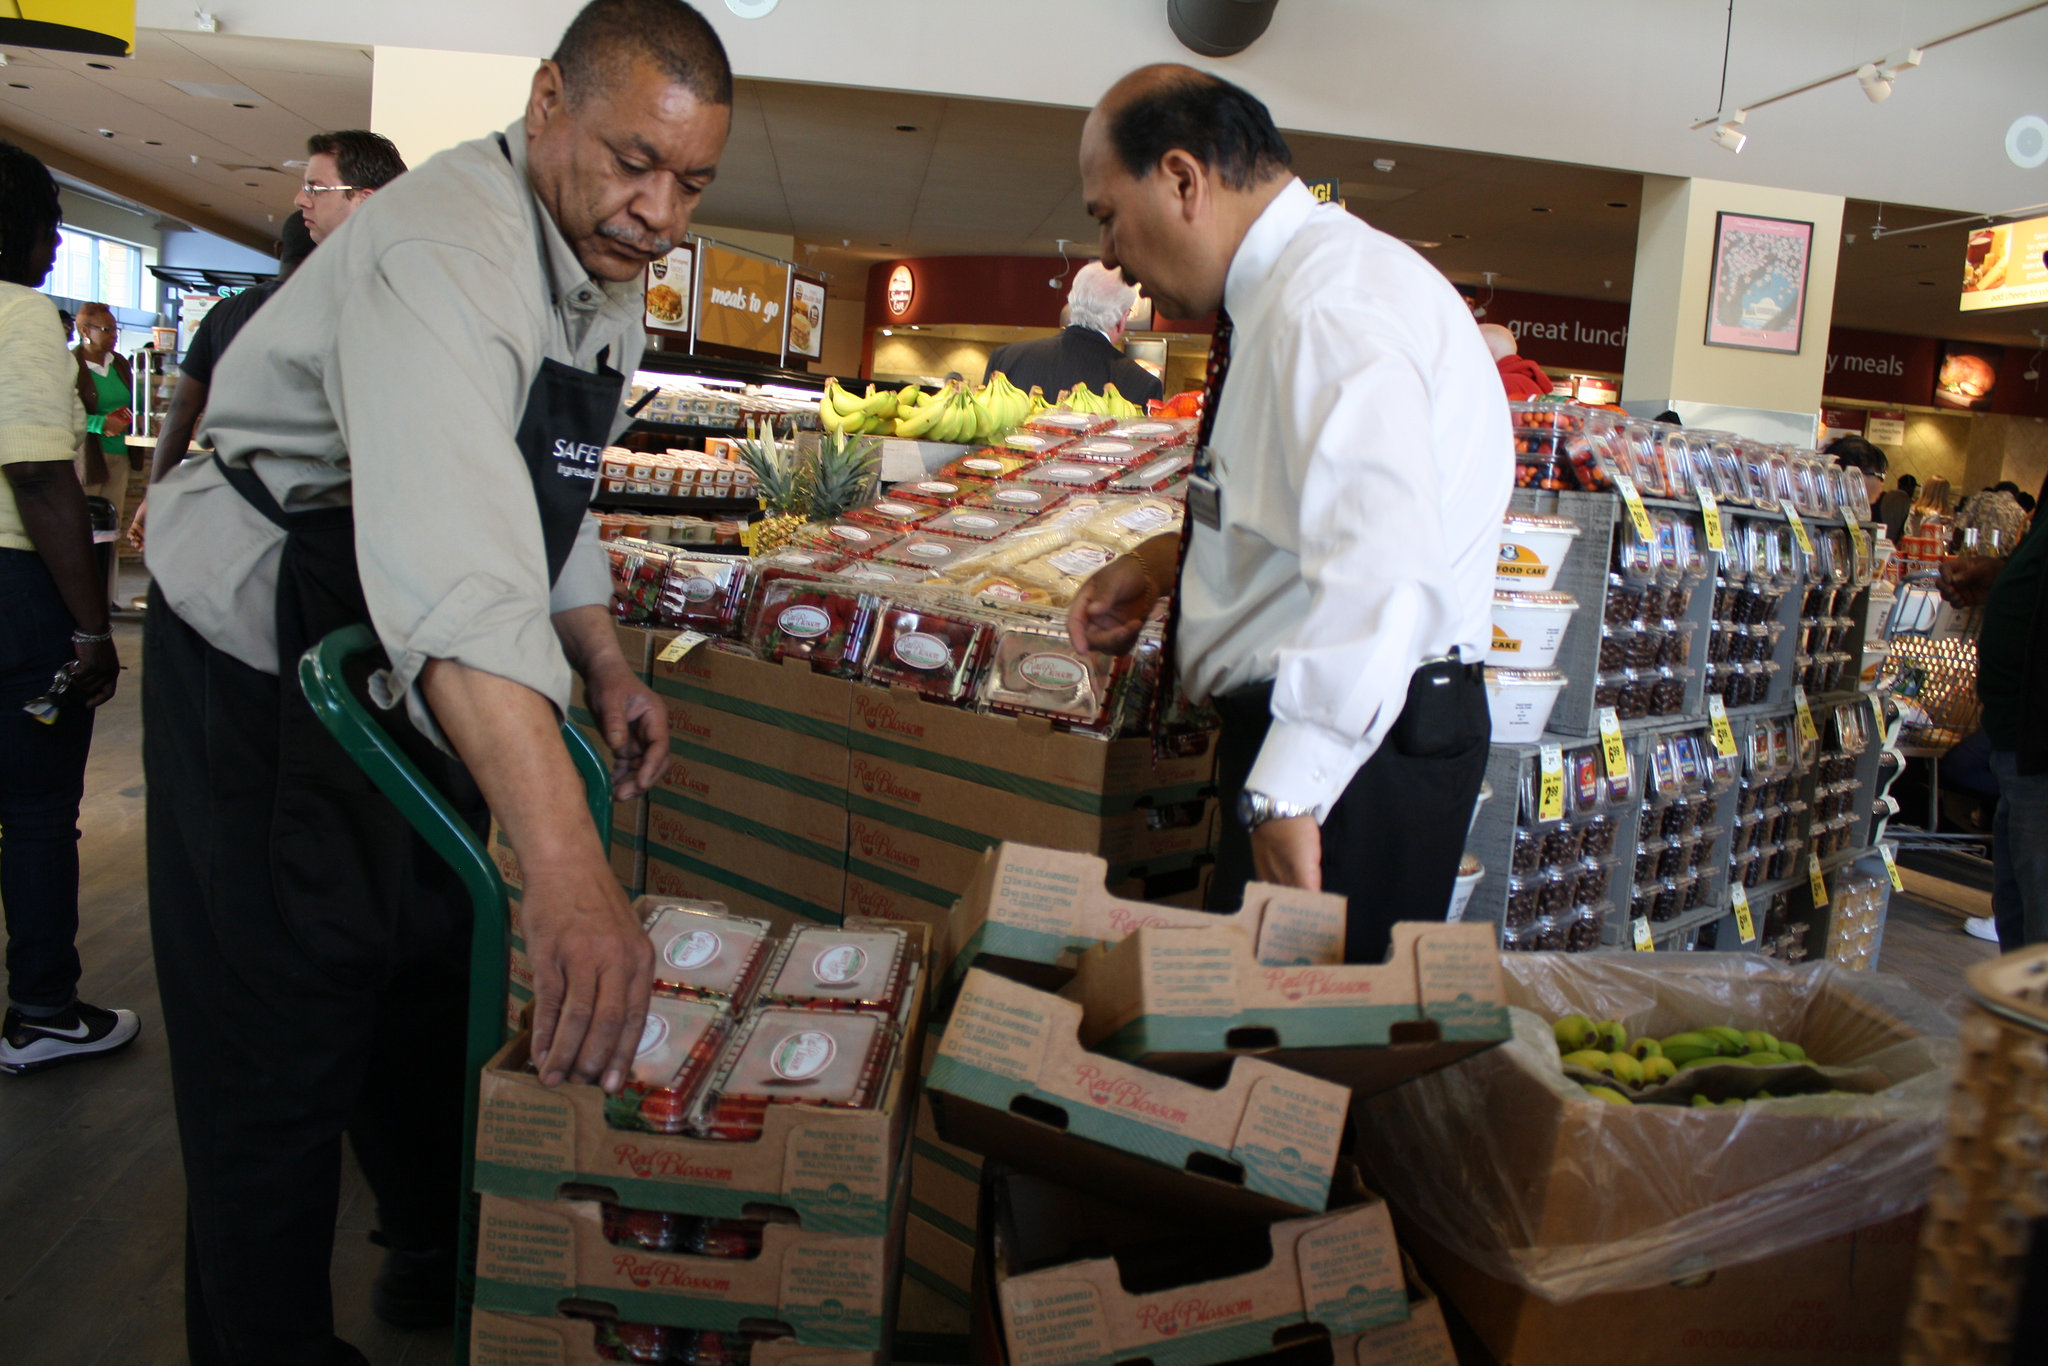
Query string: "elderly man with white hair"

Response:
xmin=984 ymin=259 xmax=1164 ymax=405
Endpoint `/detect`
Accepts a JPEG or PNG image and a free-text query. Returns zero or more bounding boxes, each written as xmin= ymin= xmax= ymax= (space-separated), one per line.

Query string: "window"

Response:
xmin=40 ymin=227 xmax=144 ymax=312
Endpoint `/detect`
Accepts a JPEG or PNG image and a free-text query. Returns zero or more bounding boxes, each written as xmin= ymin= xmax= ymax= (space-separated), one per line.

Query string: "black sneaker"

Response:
xmin=0 ymin=1001 xmax=141 ymax=1074
xmin=371 ymin=1238 xmax=456 ymax=1331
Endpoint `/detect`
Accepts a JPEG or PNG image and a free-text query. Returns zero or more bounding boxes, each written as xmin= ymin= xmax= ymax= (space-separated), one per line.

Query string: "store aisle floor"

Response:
xmin=0 ymin=619 xmax=452 ymax=1366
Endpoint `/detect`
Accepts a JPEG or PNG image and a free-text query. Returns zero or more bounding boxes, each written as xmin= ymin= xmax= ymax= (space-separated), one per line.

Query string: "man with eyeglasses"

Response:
xmin=293 ymin=129 xmax=407 ymax=244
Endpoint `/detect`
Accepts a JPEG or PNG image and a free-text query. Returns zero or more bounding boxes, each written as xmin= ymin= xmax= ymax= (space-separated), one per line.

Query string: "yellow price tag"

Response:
xmin=1794 ymin=686 xmax=1820 ymax=740
xmin=1844 ymin=519 xmax=1869 ymax=562
xmin=1706 ymin=695 xmax=1737 ymax=757
xmin=1697 ymin=485 xmax=1726 ymax=553
xmin=1537 ymin=744 xmax=1565 ymax=823
xmin=1614 ymin=474 xmax=1655 ymax=543
xmin=1879 ymin=843 xmax=1904 ymax=892
xmin=1808 ymin=852 xmax=1829 ymax=907
xmin=1731 ymin=882 xmax=1757 ymax=944
xmin=1871 ymin=691 xmax=1888 ymax=737
xmin=1784 ymin=504 xmax=1814 ymax=556
xmin=1632 ymin=917 xmax=1656 ymax=952
xmin=739 ymin=521 xmax=761 ymax=550
xmin=655 ymin=629 xmax=710 ymax=664
xmin=1597 ymin=706 xmax=1628 ymax=782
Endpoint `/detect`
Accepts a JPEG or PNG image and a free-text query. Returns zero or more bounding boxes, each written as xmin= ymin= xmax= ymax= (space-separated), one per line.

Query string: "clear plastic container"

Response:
xmin=760 ymin=925 xmax=914 ymax=1015
xmin=748 ymin=579 xmax=879 ymax=677
xmin=644 ymin=903 xmax=775 ymax=1004
xmin=607 ymin=996 xmax=732 ymax=1135
xmin=696 ymin=1007 xmax=897 ymax=1142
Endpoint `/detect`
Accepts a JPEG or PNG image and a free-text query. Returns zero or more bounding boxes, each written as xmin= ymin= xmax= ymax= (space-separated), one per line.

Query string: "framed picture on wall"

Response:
xmin=1704 ymin=211 xmax=1813 ymax=355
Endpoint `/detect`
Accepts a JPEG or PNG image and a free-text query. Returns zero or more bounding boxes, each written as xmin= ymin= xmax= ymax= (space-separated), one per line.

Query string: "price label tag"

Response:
xmin=739 ymin=520 xmax=761 ymax=550
xmin=1614 ymin=474 xmax=1655 ymax=543
xmin=1632 ymin=917 xmax=1656 ymax=952
xmin=1844 ymin=518 xmax=1869 ymax=562
xmin=655 ymin=629 xmax=711 ymax=664
xmin=1784 ymin=503 xmax=1814 ymax=556
xmin=1697 ymin=484 xmax=1726 ymax=553
xmin=1731 ymin=882 xmax=1757 ymax=944
xmin=1870 ymin=690 xmax=1889 ymax=738
xmin=1809 ymin=852 xmax=1830 ymax=907
xmin=1597 ymin=706 xmax=1628 ymax=782
xmin=1706 ymin=695 xmax=1738 ymax=757
xmin=1537 ymin=744 xmax=1565 ymax=823
xmin=1879 ymin=842 xmax=1904 ymax=892
xmin=1794 ymin=686 xmax=1820 ymax=741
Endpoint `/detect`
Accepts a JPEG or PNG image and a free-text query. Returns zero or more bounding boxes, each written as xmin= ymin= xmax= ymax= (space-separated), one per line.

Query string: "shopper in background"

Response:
xmin=1479 ymin=322 xmax=1551 ymax=401
xmin=293 ymin=128 xmax=407 ymax=244
xmin=1066 ymin=65 xmax=1509 ymax=963
xmin=71 ymin=302 xmax=135 ymax=583
xmin=1822 ymin=434 xmax=1887 ymax=513
xmin=129 ymin=211 xmax=322 ymax=551
xmin=1877 ymin=473 xmax=1917 ymax=544
xmin=1957 ymin=481 xmax=2028 ymax=555
xmin=0 ymin=140 xmax=138 ymax=1073
xmin=985 ymin=260 xmax=1164 ymax=406
xmin=1938 ymin=471 xmax=2048 ymax=949
xmin=141 ymin=1 xmax=730 ymax=1358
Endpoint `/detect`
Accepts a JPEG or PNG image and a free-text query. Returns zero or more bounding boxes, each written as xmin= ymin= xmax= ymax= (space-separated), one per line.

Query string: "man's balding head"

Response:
xmin=1478 ymin=323 xmax=1518 ymax=362
xmin=1080 ymin=65 xmax=1294 ymax=321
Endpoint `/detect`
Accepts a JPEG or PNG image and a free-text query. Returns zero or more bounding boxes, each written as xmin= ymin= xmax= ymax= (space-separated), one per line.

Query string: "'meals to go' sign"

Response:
xmin=697 ymin=244 xmax=789 ymax=355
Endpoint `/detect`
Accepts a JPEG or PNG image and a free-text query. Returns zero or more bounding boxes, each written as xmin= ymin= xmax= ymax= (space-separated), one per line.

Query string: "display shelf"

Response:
xmin=591 ymin=490 xmax=759 ymax=515
xmin=1644 ymin=896 xmax=1731 ymax=946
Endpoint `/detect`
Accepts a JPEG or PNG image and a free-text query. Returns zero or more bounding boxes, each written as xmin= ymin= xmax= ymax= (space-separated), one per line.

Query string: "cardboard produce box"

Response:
xmin=845 ymin=682 xmax=1216 ymax=813
xmin=475 ymin=1192 xmax=896 ymax=1345
xmin=940 ymin=842 xmax=1346 ymax=1005
xmin=988 ymin=1169 xmax=1409 ymax=1366
xmin=894 ymin=1273 xmax=972 ymax=1356
xmin=648 ymin=754 xmax=848 ymax=919
xmin=843 ymin=872 xmax=953 ymax=951
xmin=928 ymin=967 xmax=1350 ymax=1221
xmin=660 ymin=684 xmax=850 ymax=803
xmin=653 ymin=642 xmax=854 ymax=747
xmin=1352 ymin=954 xmax=1954 ymax=1366
xmin=1069 ymin=921 xmax=1510 ymax=1097
xmin=470 ymin=1307 xmax=890 ymax=1366
xmin=645 ymin=844 xmax=840 ymax=932
xmin=906 ymin=1208 xmax=976 ymax=1310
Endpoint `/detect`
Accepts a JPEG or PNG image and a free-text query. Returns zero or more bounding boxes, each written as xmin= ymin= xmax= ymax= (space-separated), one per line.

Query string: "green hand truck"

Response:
xmin=299 ymin=622 xmax=613 ymax=1363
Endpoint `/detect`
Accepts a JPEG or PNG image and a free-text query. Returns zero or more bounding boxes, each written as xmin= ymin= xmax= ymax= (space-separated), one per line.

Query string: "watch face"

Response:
xmin=1237 ymin=791 xmax=1264 ymax=829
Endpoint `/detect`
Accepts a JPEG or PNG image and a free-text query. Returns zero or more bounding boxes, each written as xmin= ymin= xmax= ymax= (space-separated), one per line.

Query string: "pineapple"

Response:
xmin=807 ymin=432 xmax=880 ymax=524
xmin=736 ymin=421 xmax=806 ymax=553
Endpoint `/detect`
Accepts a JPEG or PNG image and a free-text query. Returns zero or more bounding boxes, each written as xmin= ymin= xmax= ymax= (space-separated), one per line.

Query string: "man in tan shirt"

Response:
xmin=142 ymin=2 xmax=733 ymax=1357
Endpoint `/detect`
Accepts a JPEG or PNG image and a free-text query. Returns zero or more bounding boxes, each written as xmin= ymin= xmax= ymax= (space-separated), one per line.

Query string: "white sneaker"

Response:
xmin=1965 ymin=916 xmax=2001 ymax=943
xmin=0 ymin=1001 xmax=140 ymax=1073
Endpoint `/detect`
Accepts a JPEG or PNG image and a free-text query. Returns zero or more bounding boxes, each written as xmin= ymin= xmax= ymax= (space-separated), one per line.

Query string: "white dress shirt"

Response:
xmin=1180 ymin=178 xmax=1512 ymax=818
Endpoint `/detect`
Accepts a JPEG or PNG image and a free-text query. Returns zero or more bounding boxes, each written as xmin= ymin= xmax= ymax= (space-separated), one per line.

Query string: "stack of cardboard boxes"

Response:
xmin=911 ymin=841 xmax=1513 ymax=1366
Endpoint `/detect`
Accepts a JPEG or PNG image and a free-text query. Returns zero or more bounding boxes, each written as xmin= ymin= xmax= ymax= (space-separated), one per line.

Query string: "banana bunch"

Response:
xmin=1061 ymin=381 xmax=1145 ymax=419
xmin=1656 ymin=1026 xmax=1806 ymax=1069
xmin=1553 ymin=1012 xmax=1811 ymax=1101
xmin=890 ymin=373 xmax=1043 ymax=443
xmin=818 ymin=378 xmax=907 ymax=436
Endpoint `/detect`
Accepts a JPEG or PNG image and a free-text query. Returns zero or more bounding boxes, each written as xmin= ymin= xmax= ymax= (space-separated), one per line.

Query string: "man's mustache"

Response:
xmin=599 ymin=222 xmax=676 ymax=257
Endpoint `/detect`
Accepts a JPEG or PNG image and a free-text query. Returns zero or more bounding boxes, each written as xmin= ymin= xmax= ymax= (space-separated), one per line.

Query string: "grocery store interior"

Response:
xmin=3 ymin=1 xmax=2048 ymax=1364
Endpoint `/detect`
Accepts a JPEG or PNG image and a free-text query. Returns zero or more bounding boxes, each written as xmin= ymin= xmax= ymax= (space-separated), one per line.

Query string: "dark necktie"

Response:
xmin=1147 ymin=307 xmax=1233 ymax=748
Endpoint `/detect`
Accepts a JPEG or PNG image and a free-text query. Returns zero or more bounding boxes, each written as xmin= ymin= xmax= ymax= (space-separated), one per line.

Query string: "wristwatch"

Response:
xmin=1238 ymin=789 xmax=1313 ymax=829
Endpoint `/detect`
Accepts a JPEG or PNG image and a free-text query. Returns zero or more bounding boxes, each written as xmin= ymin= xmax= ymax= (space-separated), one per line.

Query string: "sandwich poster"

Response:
xmin=1704 ymin=212 xmax=1813 ymax=355
xmin=1959 ymin=215 xmax=2048 ymax=313
xmin=1934 ymin=341 xmax=2002 ymax=411
xmin=643 ymin=245 xmax=693 ymax=335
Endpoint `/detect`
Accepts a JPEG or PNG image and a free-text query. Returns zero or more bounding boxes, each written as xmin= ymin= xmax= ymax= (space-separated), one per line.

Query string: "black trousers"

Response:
xmin=1207 ymin=660 xmax=1491 ymax=964
xmin=144 ymin=591 xmax=471 ymax=1366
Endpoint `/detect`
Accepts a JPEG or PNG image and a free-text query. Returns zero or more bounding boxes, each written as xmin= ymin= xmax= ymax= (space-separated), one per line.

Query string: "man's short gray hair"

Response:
xmin=1068 ymin=261 xmax=1138 ymax=335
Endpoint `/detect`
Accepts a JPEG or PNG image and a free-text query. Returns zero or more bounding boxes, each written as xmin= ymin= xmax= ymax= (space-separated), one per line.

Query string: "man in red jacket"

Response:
xmin=1480 ymin=322 xmax=1551 ymax=401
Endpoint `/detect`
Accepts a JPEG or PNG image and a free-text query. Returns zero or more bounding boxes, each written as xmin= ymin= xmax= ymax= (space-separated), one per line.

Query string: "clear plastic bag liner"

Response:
xmin=1356 ymin=952 xmax=1957 ymax=1303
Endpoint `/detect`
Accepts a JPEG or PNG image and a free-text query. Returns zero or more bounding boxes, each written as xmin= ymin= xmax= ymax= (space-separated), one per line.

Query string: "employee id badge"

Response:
xmin=1187 ymin=445 xmax=1222 ymax=529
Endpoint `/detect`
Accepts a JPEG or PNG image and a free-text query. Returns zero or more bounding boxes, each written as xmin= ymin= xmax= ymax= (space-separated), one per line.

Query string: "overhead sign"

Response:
xmin=885 ymin=264 xmax=915 ymax=317
xmin=696 ymin=243 xmax=787 ymax=355
xmin=1959 ymin=214 xmax=2048 ymax=312
xmin=787 ymin=276 xmax=825 ymax=360
xmin=0 ymin=0 xmax=133 ymax=56
xmin=642 ymin=244 xmax=693 ymax=335
xmin=1866 ymin=410 xmax=1907 ymax=445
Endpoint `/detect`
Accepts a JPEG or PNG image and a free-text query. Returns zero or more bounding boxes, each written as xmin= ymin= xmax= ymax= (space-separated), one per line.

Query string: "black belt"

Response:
xmin=1216 ymin=656 xmax=1482 ymax=712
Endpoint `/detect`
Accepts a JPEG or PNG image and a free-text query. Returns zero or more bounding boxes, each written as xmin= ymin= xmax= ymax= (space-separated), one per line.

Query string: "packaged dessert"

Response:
xmin=1104 ymin=418 xmax=1191 ymax=445
xmin=696 ymin=1007 xmax=896 ymax=1142
xmin=864 ymin=602 xmax=993 ymax=704
xmin=939 ymin=450 xmax=1034 ymax=482
xmin=1020 ymin=539 xmax=1121 ymax=585
xmin=920 ymin=507 xmax=1028 ymax=541
xmin=657 ymin=554 xmax=751 ymax=635
xmin=1621 ymin=421 xmax=1669 ymax=497
xmin=747 ymin=579 xmax=878 ymax=677
xmin=1018 ymin=459 xmax=1118 ymax=492
xmin=874 ymin=532 xmax=980 ymax=573
xmin=760 ymin=924 xmax=914 ymax=1014
xmin=843 ymin=497 xmax=935 ymax=532
xmin=894 ymin=478 xmax=988 ymax=509
xmin=608 ymin=538 xmax=675 ymax=626
xmin=1111 ymin=448 xmax=1194 ymax=493
xmin=798 ymin=520 xmax=899 ymax=560
xmin=643 ymin=901 xmax=775 ymax=1004
xmin=1064 ymin=436 xmax=1151 ymax=466
xmin=971 ymin=483 xmax=1068 ymax=517
xmin=751 ymin=545 xmax=849 ymax=578
xmin=963 ymin=575 xmax=1063 ymax=608
xmin=1082 ymin=497 xmax=1181 ymax=551
xmin=838 ymin=561 xmax=937 ymax=586
xmin=607 ymin=995 xmax=731 ymax=1134
xmin=998 ymin=430 xmax=1075 ymax=459
xmin=1023 ymin=408 xmax=1115 ymax=438
xmin=979 ymin=626 xmax=1126 ymax=732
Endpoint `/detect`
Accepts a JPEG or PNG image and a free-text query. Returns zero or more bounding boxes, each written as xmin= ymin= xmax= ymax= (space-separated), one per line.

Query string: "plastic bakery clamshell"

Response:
xmin=803 ymin=520 xmax=900 ymax=559
xmin=920 ymin=507 xmax=1028 ymax=541
xmin=979 ymin=625 xmax=1125 ymax=732
xmin=1001 ymin=430 xmax=1074 ymax=457
xmin=1065 ymin=437 xmax=1148 ymax=465
xmin=696 ymin=1007 xmax=896 ymax=1141
xmin=843 ymin=498 xmax=934 ymax=531
xmin=1019 ymin=460 xmax=1117 ymax=492
xmin=1496 ymin=512 xmax=1582 ymax=591
xmin=747 ymin=578 xmax=877 ymax=677
xmin=894 ymin=478 xmax=988 ymax=509
xmin=761 ymin=924 xmax=914 ymax=1014
xmin=1111 ymin=449 xmax=1195 ymax=494
xmin=1022 ymin=409 xmax=1115 ymax=437
xmin=1105 ymin=419 xmax=1189 ymax=444
xmin=874 ymin=532 xmax=979 ymax=572
xmin=940 ymin=451 xmax=1034 ymax=482
xmin=973 ymin=483 xmax=1067 ymax=516
xmin=864 ymin=603 xmax=993 ymax=703
xmin=1488 ymin=590 xmax=1579 ymax=669
xmin=1484 ymin=666 xmax=1566 ymax=743
xmin=643 ymin=901 xmax=775 ymax=1004
xmin=611 ymin=995 xmax=731 ymax=1134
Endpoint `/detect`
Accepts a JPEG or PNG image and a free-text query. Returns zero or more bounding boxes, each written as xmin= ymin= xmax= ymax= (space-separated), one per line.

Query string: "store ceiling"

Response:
xmin=3 ymin=40 xmax=2042 ymax=352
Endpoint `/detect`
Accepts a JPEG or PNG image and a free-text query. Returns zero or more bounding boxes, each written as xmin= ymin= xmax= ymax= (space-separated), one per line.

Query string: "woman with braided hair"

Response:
xmin=0 ymin=139 xmax=139 ymax=1073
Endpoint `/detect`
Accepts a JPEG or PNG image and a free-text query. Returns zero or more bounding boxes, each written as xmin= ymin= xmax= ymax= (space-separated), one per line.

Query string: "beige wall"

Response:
xmin=1857 ymin=412 xmax=2048 ymax=507
xmin=871 ymin=334 xmax=997 ymax=385
xmin=1982 ymin=415 xmax=2048 ymax=503
xmin=1624 ymin=175 xmax=1845 ymax=418
xmin=811 ymin=296 xmax=864 ymax=378
xmin=372 ymin=47 xmax=537 ymax=167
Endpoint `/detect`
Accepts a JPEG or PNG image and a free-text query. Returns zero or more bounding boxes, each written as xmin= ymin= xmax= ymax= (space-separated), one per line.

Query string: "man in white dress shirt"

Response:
xmin=1068 ymin=65 xmax=1510 ymax=962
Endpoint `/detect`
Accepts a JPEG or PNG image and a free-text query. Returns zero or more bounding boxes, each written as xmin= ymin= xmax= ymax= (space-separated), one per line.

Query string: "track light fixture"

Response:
xmin=1710 ymin=111 xmax=1747 ymax=154
xmin=1855 ymin=63 xmax=1892 ymax=103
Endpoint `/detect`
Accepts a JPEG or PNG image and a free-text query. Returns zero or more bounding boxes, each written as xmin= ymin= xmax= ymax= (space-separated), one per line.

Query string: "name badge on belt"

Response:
xmin=1187 ymin=446 xmax=1221 ymax=529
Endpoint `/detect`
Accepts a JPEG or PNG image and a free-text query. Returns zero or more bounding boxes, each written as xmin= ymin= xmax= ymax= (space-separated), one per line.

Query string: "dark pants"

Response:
xmin=0 ymin=548 xmax=94 ymax=1014
xmin=144 ymin=590 xmax=470 ymax=1366
xmin=1208 ymin=661 xmax=1491 ymax=964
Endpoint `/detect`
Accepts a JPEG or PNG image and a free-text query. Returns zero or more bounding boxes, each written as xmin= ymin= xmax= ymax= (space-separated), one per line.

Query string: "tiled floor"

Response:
xmin=0 ymin=603 xmax=2005 ymax=1364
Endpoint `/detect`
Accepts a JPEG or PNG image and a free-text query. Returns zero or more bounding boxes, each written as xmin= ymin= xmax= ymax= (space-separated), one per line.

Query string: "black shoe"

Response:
xmin=0 ymin=1001 xmax=140 ymax=1074
xmin=371 ymin=1238 xmax=456 ymax=1331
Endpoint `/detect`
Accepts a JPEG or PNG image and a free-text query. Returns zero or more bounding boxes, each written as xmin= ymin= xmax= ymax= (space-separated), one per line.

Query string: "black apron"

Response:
xmin=213 ymin=348 xmax=625 ymax=986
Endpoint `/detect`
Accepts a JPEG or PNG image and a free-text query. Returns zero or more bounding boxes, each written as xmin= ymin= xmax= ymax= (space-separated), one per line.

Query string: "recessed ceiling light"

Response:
xmin=232 ymin=102 xmax=255 ymax=109
xmin=895 ymin=124 xmax=917 ymax=132
xmin=1531 ymin=206 xmax=1551 ymax=213
xmin=1606 ymin=201 xmax=1629 ymax=208
xmin=8 ymin=82 xmax=29 ymax=90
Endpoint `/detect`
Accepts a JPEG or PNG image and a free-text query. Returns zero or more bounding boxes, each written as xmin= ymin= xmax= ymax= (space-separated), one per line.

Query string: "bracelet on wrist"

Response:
xmin=71 ymin=627 xmax=112 ymax=644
